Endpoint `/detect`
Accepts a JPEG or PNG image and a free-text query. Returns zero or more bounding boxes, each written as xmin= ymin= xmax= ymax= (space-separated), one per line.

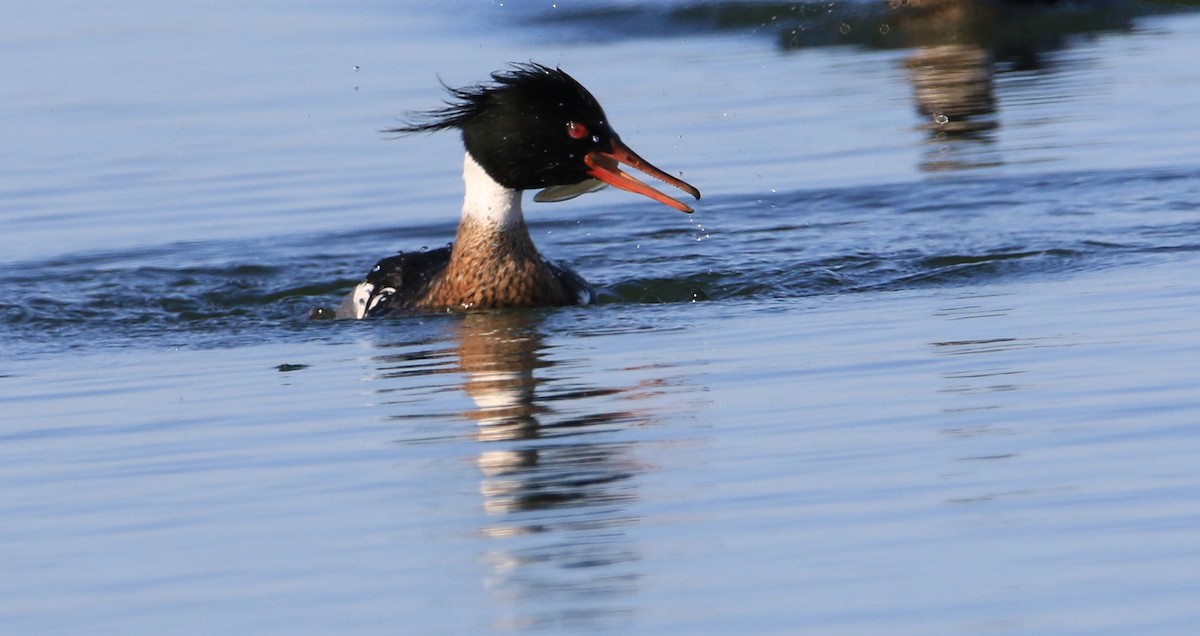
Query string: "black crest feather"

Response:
xmin=381 ymin=62 xmax=616 ymax=190
xmin=385 ymin=62 xmax=597 ymax=135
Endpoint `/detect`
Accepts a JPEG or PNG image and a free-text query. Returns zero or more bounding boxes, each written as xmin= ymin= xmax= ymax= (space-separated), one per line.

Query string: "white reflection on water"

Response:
xmin=365 ymin=310 xmax=697 ymax=631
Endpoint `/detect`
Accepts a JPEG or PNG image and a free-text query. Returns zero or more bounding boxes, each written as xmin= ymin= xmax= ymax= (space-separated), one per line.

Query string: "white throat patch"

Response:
xmin=461 ymin=153 xmax=524 ymax=229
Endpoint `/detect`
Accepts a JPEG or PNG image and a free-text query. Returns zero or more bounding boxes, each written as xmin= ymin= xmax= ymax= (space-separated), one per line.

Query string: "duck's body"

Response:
xmin=335 ymin=63 xmax=699 ymax=319
xmin=337 ymin=156 xmax=593 ymax=317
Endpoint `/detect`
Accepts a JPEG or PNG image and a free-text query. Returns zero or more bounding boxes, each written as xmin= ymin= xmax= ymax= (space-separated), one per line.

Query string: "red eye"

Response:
xmin=566 ymin=121 xmax=589 ymax=140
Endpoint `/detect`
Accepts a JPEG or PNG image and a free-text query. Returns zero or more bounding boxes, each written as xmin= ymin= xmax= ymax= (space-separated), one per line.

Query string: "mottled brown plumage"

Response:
xmin=419 ymin=217 xmax=573 ymax=310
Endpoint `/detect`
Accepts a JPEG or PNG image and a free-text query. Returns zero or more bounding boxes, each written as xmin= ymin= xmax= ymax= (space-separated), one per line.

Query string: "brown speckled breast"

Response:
xmin=419 ymin=217 xmax=573 ymax=311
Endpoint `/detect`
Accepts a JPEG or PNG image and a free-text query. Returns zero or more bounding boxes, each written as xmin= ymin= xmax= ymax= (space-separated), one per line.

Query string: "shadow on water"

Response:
xmin=366 ymin=310 xmax=687 ymax=630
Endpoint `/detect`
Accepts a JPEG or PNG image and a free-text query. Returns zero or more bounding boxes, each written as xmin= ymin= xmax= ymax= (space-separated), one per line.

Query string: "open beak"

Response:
xmin=584 ymin=139 xmax=701 ymax=213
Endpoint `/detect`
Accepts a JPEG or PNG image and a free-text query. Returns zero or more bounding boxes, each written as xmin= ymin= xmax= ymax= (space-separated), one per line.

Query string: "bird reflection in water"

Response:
xmin=769 ymin=0 xmax=1137 ymax=171
xmin=449 ymin=310 xmax=669 ymax=630
xmin=891 ymin=0 xmax=1008 ymax=171
xmin=886 ymin=0 xmax=1136 ymax=170
xmin=904 ymin=42 xmax=1001 ymax=171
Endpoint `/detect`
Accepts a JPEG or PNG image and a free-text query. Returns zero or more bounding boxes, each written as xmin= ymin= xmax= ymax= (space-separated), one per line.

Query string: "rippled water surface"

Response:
xmin=4 ymin=2 xmax=1200 ymax=634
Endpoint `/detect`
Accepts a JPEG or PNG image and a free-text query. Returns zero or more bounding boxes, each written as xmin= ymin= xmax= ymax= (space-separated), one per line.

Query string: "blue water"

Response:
xmin=4 ymin=2 xmax=1200 ymax=634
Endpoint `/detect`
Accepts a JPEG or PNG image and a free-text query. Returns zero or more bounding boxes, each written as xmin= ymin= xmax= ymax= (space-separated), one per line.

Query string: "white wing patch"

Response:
xmin=367 ymin=287 xmax=396 ymax=315
xmin=350 ymin=281 xmax=374 ymax=320
xmin=576 ymin=286 xmax=594 ymax=305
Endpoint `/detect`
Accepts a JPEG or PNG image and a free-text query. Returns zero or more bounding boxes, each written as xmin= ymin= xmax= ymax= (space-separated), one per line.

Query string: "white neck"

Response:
xmin=461 ymin=153 xmax=524 ymax=228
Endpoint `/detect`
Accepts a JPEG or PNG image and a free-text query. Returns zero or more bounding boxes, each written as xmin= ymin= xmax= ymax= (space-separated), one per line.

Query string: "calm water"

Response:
xmin=4 ymin=2 xmax=1200 ymax=634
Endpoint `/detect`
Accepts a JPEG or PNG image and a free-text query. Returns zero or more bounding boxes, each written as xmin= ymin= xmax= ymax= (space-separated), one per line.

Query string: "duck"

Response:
xmin=334 ymin=63 xmax=700 ymax=318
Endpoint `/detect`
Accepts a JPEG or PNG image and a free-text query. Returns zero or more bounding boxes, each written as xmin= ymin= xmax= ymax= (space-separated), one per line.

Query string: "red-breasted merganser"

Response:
xmin=335 ymin=63 xmax=700 ymax=318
